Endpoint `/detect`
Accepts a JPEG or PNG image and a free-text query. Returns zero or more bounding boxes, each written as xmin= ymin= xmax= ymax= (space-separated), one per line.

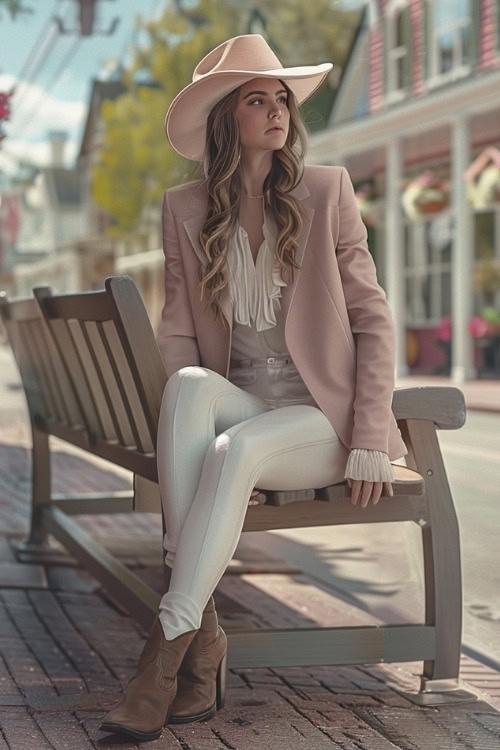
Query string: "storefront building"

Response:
xmin=309 ymin=0 xmax=500 ymax=380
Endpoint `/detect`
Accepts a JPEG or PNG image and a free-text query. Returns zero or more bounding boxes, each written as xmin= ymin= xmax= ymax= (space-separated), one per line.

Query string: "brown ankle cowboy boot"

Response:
xmin=99 ymin=616 xmax=198 ymax=742
xmin=169 ymin=595 xmax=228 ymax=724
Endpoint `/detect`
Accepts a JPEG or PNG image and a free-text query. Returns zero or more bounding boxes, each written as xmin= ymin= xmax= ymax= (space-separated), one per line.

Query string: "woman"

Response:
xmin=100 ymin=33 xmax=408 ymax=742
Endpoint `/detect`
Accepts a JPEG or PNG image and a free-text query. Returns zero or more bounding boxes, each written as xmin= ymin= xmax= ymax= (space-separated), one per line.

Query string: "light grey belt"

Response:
xmin=229 ymin=355 xmax=293 ymax=369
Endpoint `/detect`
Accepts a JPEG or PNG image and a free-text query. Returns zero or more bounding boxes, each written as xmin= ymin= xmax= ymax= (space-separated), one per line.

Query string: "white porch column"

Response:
xmin=386 ymin=138 xmax=408 ymax=376
xmin=450 ymin=115 xmax=476 ymax=381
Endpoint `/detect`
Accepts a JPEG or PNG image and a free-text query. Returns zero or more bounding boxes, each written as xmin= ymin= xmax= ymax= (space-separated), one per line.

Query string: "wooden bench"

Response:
xmin=0 ymin=276 xmax=477 ymax=706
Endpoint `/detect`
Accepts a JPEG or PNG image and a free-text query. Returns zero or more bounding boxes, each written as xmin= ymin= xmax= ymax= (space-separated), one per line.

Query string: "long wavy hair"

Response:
xmin=191 ymin=78 xmax=310 ymax=329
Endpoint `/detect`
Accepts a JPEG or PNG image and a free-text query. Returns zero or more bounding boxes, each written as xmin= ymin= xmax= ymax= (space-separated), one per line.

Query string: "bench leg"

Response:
xmin=14 ymin=426 xmax=55 ymax=562
xmin=398 ymin=419 xmax=477 ymax=706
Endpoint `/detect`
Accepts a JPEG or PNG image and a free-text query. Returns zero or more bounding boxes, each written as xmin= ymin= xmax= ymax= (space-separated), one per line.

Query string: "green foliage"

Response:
xmin=0 ymin=0 xmax=32 ymax=20
xmin=480 ymin=307 xmax=500 ymax=326
xmin=91 ymin=0 xmax=361 ymax=235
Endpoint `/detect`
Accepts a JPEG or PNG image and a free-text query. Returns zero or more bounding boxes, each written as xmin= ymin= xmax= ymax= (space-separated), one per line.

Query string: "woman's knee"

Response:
xmin=209 ymin=423 xmax=263 ymax=469
xmin=169 ymin=365 xmax=207 ymax=383
xmin=165 ymin=366 xmax=218 ymax=399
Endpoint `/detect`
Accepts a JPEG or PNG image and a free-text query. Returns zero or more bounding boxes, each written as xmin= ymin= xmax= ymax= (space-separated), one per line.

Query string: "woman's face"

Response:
xmin=234 ymin=77 xmax=289 ymax=153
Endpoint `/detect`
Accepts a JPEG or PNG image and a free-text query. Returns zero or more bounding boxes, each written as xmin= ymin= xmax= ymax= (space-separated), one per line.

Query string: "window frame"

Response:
xmin=496 ymin=0 xmax=500 ymax=54
xmin=403 ymin=210 xmax=452 ymax=327
xmin=425 ymin=0 xmax=473 ymax=88
xmin=385 ymin=0 xmax=412 ymax=104
xmin=402 ymin=205 xmax=500 ymax=327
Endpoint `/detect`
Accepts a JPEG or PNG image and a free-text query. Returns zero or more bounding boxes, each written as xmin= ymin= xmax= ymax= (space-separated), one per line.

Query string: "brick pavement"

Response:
xmin=1 ymin=412 xmax=500 ymax=748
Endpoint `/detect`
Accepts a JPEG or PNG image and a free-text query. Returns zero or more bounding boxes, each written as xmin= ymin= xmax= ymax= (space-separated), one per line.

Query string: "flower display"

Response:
xmin=437 ymin=310 xmax=500 ymax=341
xmin=468 ymin=315 xmax=492 ymax=338
xmin=401 ymin=169 xmax=449 ymax=220
xmin=465 ymin=147 xmax=500 ymax=209
xmin=436 ymin=315 xmax=452 ymax=341
xmin=354 ymin=181 xmax=384 ymax=226
xmin=0 ymin=90 xmax=13 ymax=143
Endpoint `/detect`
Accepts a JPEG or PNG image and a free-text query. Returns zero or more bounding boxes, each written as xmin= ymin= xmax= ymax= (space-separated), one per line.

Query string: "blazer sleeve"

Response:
xmin=336 ymin=166 xmax=397 ymax=454
xmin=156 ymin=189 xmax=201 ymax=378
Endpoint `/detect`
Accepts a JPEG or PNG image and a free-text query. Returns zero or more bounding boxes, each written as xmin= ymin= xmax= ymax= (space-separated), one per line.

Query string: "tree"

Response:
xmin=0 ymin=0 xmax=32 ymax=20
xmin=92 ymin=0 xmax=361 ymax=235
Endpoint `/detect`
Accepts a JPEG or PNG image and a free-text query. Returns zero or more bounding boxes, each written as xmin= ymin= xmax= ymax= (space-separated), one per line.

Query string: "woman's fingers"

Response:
xmin=349 ymin=479 xmax=362 ymax=505
xmin=370 ymin=482 xmax=383 ymax=506
xmin=348 ymin=479 xmax=391 ymax=507
xmin=249 ymin=479 xmax=393 ymax=509
xmin=360 ymin=481 xmax=376 ymax=508
xmin=249 ymin=489 xmax=266 ymax=506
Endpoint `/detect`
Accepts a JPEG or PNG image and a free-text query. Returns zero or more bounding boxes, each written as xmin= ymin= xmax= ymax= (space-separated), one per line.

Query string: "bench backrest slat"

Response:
xmin=66 ymin=319 xmax=118 ymax=442
xmin=108 ymin=277 xmax=166 ymax=444
xmin=11 ymin=317 xmax=49 ymax=421
xmin=47 ymin=317 xmax=103 ymax=436
xmin=0 ymin=295 xmax=84 ymax=430
xmin=83 ymin=321 xmax=136 ymax=447
xmin=27 ymin=319 xmax=63 ymax=422
xmin=42 ymin=318 xmax=84 ymax=428
xmin=100 ymin=320 xmax=154 ymax=453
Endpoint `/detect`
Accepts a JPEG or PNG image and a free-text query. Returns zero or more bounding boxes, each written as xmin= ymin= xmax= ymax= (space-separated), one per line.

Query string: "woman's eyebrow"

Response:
xmin=243 ymin=89 xmax=287 ymax=99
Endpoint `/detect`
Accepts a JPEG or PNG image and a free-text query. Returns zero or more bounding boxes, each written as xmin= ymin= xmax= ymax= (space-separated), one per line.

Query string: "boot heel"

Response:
xmin=215 ymin=650 xmax=227 ymax=710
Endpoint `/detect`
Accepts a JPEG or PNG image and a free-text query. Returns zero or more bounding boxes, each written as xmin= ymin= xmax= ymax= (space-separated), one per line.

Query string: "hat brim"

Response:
xmin=165 ymin=63 xmax=333 ymax=162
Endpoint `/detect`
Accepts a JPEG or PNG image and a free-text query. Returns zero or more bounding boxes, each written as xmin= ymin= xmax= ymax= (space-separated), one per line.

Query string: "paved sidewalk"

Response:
xmin=1 ymin=413 xmax=500 ymax=749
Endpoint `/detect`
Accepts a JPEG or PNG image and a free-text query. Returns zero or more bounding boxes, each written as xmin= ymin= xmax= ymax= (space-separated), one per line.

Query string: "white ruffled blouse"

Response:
xmin=226 ymin=220 xmax=395 ymax=484
xmin=227 ymin=224 xmax=286 ymax=330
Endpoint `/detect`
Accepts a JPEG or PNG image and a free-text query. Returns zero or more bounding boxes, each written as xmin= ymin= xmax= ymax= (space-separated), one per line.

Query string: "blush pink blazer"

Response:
xmin=157 ymin=164 xmax=408 ymax=462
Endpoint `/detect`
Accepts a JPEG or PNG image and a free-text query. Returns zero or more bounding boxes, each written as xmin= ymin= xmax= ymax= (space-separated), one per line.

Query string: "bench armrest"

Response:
xmin=392 ymin=386 xmax=466 ymax=429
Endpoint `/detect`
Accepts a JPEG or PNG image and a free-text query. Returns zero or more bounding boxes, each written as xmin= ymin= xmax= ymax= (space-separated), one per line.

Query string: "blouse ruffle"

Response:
xmin=226 ymin=224 xmax=286 ymax=331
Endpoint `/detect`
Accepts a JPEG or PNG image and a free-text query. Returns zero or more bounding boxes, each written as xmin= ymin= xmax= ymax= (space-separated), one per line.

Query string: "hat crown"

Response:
xmin=193 ymin=34 xmax=283 ymax=82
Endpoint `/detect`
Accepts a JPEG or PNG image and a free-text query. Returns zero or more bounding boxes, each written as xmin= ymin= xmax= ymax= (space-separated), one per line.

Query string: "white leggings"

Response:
xmin=156 ymin=365 xmax=350 ymax=640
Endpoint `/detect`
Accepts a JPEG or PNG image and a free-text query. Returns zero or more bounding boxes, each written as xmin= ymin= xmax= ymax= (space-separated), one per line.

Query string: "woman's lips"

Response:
xmin=266 ymin=127 xmax=283 ymax=133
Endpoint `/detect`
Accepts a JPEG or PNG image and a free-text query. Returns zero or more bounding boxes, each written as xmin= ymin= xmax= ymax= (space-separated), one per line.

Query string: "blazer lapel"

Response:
xmin=183 ymin=177 xmax=314 ymax=327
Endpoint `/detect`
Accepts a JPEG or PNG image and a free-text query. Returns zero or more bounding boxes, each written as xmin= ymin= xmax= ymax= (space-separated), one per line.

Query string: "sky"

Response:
xmin=0 ymin=0 xmax=364 ymax=175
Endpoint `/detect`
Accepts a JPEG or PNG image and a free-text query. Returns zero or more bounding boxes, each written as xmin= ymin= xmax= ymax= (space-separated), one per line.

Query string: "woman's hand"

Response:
xmin=346 ymin=477 xmax=393 ymax=508
xmin=249 ymin=489 xmax=266 ymax=506
xmin=249 ymin=479 xmax=395 ymax=508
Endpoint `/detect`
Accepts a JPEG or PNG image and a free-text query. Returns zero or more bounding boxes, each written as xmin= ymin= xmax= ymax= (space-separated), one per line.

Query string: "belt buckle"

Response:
xmin=267 ymin=357 xmax=275 ymax=364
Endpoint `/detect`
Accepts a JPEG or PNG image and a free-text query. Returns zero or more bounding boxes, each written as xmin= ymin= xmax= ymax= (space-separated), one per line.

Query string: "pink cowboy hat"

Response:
xmin=165 ymin=33 xmax=334 ymax=162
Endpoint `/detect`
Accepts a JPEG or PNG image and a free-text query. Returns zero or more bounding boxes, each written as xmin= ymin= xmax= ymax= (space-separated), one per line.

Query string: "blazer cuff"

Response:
xmin=344 ymin=448 xmax=395 ymax=482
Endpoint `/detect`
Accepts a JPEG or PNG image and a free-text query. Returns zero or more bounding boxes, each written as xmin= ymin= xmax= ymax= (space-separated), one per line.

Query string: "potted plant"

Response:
xmin=465 ymin=146 xmax=500 ymax=210
xmin=354 ymin=181 xmax=384 ymax=226
xmin=469 ymin=307 xmax=500 ymax=337
xmin=402 ymin=169 xmax=449 ymax=220
xmin=473 ymin=257 xmax=500 ymax=306
xmin=0 ymin=90 xmax=12 ymax=144
xmin=469 ymin=307 xmax=500 ymax=376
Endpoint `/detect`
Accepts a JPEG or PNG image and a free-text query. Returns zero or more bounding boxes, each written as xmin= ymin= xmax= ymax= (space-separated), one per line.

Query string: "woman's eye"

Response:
xmin=250 ymin=96 xmax=287 ymax=105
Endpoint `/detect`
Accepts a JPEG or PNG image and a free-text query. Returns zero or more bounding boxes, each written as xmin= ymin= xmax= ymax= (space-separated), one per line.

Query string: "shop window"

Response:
xmin=473 ymin=209 xmax=500 ymax=313
xmin=403 ymin=213 xmax=452 ymax=325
